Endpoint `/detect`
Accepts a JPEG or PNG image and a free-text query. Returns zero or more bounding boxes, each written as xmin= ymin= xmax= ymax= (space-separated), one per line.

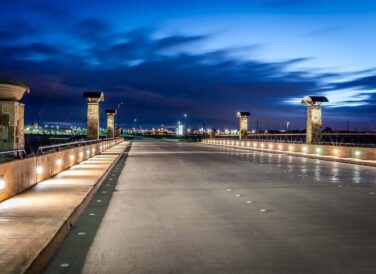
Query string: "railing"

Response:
xmin=213 ymin=133 xmax=376 ymax=148
xmin=36 ymin=139 xmax=99 ymax=155
xmin=203 ymin=139 xmax=376 ymax=162
xmin=0 ymin=137 xmax=126 ymax=203
xmin=36 ymin=137 xmax=124 ymax=155
xmin=0 ymin=148 xmax=27 ymax=162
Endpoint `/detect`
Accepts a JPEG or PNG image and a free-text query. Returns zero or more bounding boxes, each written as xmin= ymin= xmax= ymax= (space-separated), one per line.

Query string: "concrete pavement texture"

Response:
xmin=0 ymin=141 xmax=128 ymax=274
xmin=46 ymin=141 xmax=375 ymax=274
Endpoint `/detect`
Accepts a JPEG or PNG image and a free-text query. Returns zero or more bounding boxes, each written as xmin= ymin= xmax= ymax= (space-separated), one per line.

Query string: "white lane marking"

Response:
xmin=78 ymin=232 xmax=86 ymax=236
xmin=246 ymin=201 xmax=253 ymax=204
xmin=60 ymin=263 xmax=70 ymax=268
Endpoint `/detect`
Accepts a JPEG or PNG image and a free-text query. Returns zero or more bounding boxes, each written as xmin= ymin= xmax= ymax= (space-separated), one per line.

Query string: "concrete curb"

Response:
xmin=24 ymin=142 xmax=129 ymax=274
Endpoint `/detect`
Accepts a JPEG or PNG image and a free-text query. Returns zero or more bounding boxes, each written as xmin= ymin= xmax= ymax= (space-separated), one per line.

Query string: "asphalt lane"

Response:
xmin=51 ymin=141 xmax=376 ymax=274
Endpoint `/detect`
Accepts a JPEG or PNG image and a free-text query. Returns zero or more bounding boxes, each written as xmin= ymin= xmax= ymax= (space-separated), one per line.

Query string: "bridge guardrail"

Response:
xmin=203 ymin=139 xmax=376 ymax=164
xmin=0 ymin=137 xmax=125 ymax=203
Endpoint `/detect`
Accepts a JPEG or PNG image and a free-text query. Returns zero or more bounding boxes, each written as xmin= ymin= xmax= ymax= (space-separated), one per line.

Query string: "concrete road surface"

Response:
xmin=45 ymin=141 xmax=376 ymax=274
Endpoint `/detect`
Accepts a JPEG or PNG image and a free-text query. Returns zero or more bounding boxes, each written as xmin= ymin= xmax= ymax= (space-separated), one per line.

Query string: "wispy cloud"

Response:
xmin=0 ymin=16 xmax=375 ymax=128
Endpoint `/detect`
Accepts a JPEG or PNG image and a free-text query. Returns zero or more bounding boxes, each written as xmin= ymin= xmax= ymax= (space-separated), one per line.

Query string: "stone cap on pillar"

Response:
xmin=236 ymin=112 xmax=251 ymax=118
xmin=83 ymin=91 xmax=104 ymax=103
xmin=0 ymin=80 xmax=30 ymax=101
xmin=301 ymin=96 xmax=329 ymax=106
xmin=105 ymin=109 xmax=116 ymax=115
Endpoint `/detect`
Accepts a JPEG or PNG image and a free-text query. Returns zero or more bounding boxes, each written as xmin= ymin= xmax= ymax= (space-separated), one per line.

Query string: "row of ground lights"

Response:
xmin=205 ymin=140 xmax=363 ymax=159
xmin=0 ymin=142 xmax=118 ymax=192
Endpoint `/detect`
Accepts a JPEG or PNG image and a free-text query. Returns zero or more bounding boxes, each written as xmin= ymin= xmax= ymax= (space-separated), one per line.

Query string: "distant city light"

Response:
xmin=176 ymin=123 xmax=184 ymax=136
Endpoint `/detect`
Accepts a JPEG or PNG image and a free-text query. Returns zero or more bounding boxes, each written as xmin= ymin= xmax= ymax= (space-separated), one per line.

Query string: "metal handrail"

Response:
xmin=0 ymin=148 xmax=27 ymax=158
xmin=36 ymin=139 xmax=99 ymax=155
xmin=36 ymin=137 xmax=123 ymax=155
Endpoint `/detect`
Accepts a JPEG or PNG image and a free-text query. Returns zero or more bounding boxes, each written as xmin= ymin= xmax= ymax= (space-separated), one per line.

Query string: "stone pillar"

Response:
xmin=306 ymin=105 xmax=322 ymax=144
xmin=209 ymin=129 xmax=216 ymax=139
xmin=0 ymin=102 xmax=25 ymax=150
xmin=236 ymin=112 xmax=250 ymax=140
xmin=83 ymin=92 xmax=104 ymax=140
xmin=115 ymin=128 xmax=122 ymax=138
xmin=105 ymin=109 xmax=116 ymax=138
xmin=0 ymin=83 xmax=29 ymax=151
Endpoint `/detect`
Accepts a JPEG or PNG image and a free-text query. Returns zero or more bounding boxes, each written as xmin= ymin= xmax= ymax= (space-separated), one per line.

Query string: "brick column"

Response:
xmin=105 ymin=110 xmax=116 ymax=138
xmin=83 ymin=92 xmax=104 ymax=140
xmin=0 ymin=83 xmax=29 ymax=151
xmin=236 ymin=112 xmax=250 ymax=140
xmin=306 ymin=105 xmax=322 ymax=144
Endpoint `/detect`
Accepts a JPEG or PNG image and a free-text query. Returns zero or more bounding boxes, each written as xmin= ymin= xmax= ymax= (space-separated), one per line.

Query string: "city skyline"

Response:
xmin=1 ymin=0 xmax=375 ymax=130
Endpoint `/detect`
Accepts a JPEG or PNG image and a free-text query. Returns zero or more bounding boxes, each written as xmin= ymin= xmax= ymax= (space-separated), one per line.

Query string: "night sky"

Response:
xmin=1 ymin=0 xmax=375 ymax=130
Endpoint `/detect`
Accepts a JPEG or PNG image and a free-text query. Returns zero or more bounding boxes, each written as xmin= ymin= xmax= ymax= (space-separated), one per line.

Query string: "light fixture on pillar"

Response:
xmin=105 ymin=109 xmax=116 ymax=138
xmin=301 ymin=96 xmax=329 ymax=145
xmin=83 ymin=91 xmax=104 ymax=140
xmin=236 ymin=112 xmax=251 ymax=141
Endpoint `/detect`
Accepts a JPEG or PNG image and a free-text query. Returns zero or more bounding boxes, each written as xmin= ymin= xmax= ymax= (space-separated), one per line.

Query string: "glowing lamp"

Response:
xmin=0 ymin=176 xmax=5 ymax=190
xmin=36 ymin=166 xmax=43 ymax=175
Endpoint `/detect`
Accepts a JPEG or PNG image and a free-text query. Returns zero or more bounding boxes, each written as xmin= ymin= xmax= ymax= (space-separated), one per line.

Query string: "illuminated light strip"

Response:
xmin=203 ymin=140 xmax=370 ymax=162
xmin=0 ymin=176 xmax=5 ymax=190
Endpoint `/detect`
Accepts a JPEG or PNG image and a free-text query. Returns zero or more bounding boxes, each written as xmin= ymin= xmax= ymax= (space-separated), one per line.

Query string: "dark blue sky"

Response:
xmin=1 ymin=0 xmax=375 ymax=130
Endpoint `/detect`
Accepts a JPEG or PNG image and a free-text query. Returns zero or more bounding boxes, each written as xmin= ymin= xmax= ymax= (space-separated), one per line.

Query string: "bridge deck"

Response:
xmin=46 ymin=141 xmax=375 ymax=274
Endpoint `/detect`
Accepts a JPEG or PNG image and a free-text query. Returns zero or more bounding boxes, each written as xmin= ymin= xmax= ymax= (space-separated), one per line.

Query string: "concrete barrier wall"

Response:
xmin=0 ymin=138 xmax=123 ymax=203
xmin=202 ymin=139 xmax=376 ymax=162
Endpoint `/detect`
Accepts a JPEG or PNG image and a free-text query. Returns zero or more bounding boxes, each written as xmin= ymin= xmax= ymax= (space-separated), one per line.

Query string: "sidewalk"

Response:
xmin=0 ymin=141 xmax=129 ymax=274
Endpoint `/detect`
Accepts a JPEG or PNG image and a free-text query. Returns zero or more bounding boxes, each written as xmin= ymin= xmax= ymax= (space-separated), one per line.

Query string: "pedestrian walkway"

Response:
xmin=0 ymin=141 xmax=128 ymax=274
xmin=48 ymin=141 xmax=375 ymax=274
